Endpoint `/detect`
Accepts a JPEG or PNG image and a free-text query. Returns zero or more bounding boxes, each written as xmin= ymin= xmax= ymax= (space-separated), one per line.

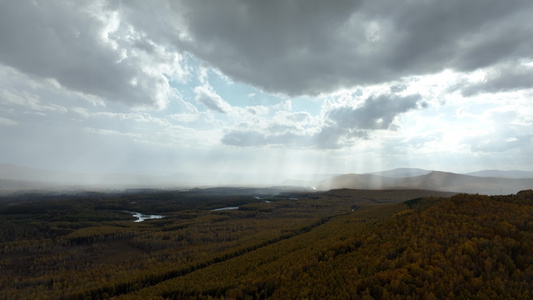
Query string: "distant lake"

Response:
xmin=125 ymin=211 xmax=164 ymax=222
xmin=211 ymin=206 xmax=239 ymax=211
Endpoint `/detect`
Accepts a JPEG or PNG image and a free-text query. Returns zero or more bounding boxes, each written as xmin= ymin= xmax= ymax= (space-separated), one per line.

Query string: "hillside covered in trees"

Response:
xmin=1 ymin=188 xmax=532 ymax=299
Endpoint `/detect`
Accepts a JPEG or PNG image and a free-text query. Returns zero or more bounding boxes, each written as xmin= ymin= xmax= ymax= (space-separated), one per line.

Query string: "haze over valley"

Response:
xmin=1 ymin=163 xmax=532 ymax=195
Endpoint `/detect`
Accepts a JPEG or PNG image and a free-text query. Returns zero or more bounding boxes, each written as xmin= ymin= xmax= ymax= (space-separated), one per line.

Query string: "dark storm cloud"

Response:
xmin=375 ymin=1 xmax=532 ymax=72
xmin=174 ymin=0 xmax=362 ymax=96
xmin=174 ymin=0 xmax=533 ymax=96
xmin=3 ymin=0 xmax=531 ymax=106
xmin=461 ymin=63 xmax=533 ymax=97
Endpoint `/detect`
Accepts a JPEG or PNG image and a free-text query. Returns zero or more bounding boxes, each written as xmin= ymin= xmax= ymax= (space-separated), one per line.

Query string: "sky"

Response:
xmin=1 ymin=0 xmax=533 ymax=184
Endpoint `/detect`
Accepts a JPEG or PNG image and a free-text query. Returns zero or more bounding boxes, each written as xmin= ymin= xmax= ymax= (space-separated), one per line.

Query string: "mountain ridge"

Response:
xmin=1 ymin=164 xmax=533 ymax=194
xmin=319 ymin=170 xmax=533 ymax=195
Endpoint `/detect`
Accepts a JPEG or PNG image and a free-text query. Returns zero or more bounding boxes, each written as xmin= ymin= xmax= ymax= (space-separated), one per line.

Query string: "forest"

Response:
xmin=1 ymin=187 xmax=532 ymax=299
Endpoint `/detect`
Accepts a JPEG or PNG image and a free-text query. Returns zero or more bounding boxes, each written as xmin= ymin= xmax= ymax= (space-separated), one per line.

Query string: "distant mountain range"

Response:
xmin=1 ymin=164 xmax=532 ymax=195
xmin=368 ymin=168 xmax=533 ymax=179
xmin=318 ymin=170 xmax=533 ymax=195
xmin=369 ymin=168 xmax=433 ymax=178
xmin=463 ymin=170 xmax=533 ymax=179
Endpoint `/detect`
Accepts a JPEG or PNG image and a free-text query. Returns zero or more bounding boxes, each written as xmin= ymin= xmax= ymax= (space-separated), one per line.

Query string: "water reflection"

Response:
xmin=125 ymin=211 xmax=164 ymax=222
xmin=211 ymin=206 xmax=239 ymax=211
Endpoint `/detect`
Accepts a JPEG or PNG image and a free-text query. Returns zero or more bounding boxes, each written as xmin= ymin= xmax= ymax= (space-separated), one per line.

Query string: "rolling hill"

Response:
xmin=464 ymin=170 xmax=533 ymax=178
xmin=319 ymin=170 xmax=533 ymax=195
xmin=369 ymin=167 xmax=432 ymax=178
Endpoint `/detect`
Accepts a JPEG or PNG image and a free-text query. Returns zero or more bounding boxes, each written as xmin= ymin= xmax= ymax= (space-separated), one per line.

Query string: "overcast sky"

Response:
xmin=1 ymin=0 xmax=532 ymax=183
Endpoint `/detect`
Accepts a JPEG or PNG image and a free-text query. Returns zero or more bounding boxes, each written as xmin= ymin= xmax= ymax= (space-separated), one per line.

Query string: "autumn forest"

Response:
xmin=1 ymin=187 xmax=533 ymax=299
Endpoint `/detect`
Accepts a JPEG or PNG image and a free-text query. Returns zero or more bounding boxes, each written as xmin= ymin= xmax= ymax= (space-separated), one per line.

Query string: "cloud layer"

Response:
xmin=171 ymin=0 xmax=533 ymax=96
xmin=0 ymin=0 xmax=532 ymax=179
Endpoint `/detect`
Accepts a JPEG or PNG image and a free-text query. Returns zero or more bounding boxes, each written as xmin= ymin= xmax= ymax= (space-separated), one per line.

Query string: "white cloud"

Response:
xmin=95 ymin=112 xmax=172 ymax=127
xmin=0 ymin=0 xmax=188 ymax=109
xmin=0 ymin=117 xmax=17 ymax=126
xmin=169 ymin=113 xmax=199 ymax=123
xmin=245 ymin=106 xmax=269 ymax=116
xmin=194 ymin=84 xmax=232 ymax=114
xmin=71 ymin=107 xmax=91 ymax=118
xmin=0 ymin=89 xmax=67 ymax=113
